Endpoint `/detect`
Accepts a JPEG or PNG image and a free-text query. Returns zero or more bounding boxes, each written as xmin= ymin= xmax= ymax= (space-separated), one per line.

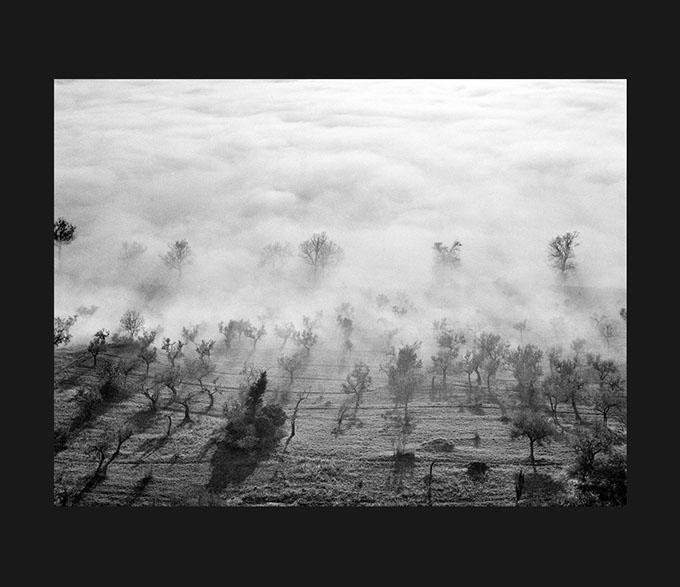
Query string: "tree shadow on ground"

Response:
xmin=385 ymin=452 xmax=416 ymax=493
xmin=126 ymin=409 xmax=163 ymax=434
xmin=519 ymin=472 xmax=568 ymax=506
xmin=206 ymin=440 xmax=269 ymax=493
xmin=123 ymin=473 xmax=153 ymax=506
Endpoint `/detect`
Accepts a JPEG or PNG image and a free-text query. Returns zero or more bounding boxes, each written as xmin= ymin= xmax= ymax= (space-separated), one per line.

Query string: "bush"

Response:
xmin=221 ymin=371 xmax=287 ymax=455
xmin=570 ymin=449 xmax=626 ymax=506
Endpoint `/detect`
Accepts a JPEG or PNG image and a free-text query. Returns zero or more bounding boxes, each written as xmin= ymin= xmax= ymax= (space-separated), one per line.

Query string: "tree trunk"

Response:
xmin=571 ymin=397 xmax=582 ymax=421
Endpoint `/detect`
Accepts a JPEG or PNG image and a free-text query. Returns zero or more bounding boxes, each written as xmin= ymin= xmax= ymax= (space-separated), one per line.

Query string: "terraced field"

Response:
xmin=54 ymin=330 xmax=622 ymax=507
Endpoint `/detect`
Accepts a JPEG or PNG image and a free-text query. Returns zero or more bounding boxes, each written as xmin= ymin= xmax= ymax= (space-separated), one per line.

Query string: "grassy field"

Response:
xmin=54 ymin=331 xmax=625 ymax=507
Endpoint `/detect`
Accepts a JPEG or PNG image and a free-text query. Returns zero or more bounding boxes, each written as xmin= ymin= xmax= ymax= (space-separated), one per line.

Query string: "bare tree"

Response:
xmin=298 ymin=232 xmax=344 ymax=282
xmin=283 ymin=388 xmax=311 ymax=452
xmin=54 ymin=315 xmax=78 ymax=347
xmin=160 ymin=239 xmax=193 ymax=282
xmin=54 ymin=217 xmax=77 ymax=268
xmin=260 ymin=241 xmax=295 ymax=272
xmin=548 ymin=231 xmax=580 ymax=278
xmin=119 ymin=309 xmax=145 ymax=341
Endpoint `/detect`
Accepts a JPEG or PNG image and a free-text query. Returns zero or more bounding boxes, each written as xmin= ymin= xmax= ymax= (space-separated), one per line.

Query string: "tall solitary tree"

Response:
xmin=160 ymin=239 xmax=193 ymax=283
xmin=54 ymin=217 xmax=77 ymax=268
xmin=548 ymin=230 xmax=580 ymax=279
xmin=298 ymin=232 xmax=344 ymax=282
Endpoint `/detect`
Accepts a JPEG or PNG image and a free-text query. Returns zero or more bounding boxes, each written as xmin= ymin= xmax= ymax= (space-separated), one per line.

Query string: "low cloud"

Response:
xmin=54 ymin=79 xmax=626 ymax=352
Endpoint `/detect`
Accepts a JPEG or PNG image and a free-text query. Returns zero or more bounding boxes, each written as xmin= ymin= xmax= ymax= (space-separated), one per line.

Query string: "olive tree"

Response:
xmin=218 ymin=320 xmax=239 ymax=351
xmin=87 ymin=329 xmax=110 ymax=367
xmin=506 ymin=345 xmax=544 ymax=408
xmin=181 ymin=324 xmax=200 ymax=346
xmin=54 ymin=315 xmax=78 ymax=347
xmin=278 ymin=351 xmax=305 ymax=385
xmin=475 ymin=332 xmax=509 ymax=395
xmin=381 ymin=343 xmax=423 ymax=455
xmin=510 ymin=410 xmax=555 ymax=472
xmin=548 ymin=230 xmax=580 ymax=279
xmin=195 ymin=339 xmax=216 ymax=362
xmin=341 ymin=361 xmax=373 ymax=420
xmin=274 ymin=321 xmax=296 ymax=349
xmin=292 ymin=328 xmax=318 ymax=356
xmin=298 ymin=232 xmax=344 ymax=282
xmin=587 ymin=354 xmax=625 ymax=427
xmin=243 ymin=323 xmax=267 ymax=349
xmin=161 ymin=338 xmax=185 ymax=367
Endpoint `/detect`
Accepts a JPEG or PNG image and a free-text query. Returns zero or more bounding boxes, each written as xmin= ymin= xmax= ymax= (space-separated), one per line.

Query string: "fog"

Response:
xmin=54 ymin=79 xmax=626 ymax=358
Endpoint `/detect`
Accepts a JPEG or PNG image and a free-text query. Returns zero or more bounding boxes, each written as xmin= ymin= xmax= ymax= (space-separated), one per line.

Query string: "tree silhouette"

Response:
xmin=548 ymin=231 xmax=580 ymax=279
xmin=298 ymin=232 xmax=343 ymax=282
xmin=160 ymin=239 xmax=193 ymax=283
xmin=54 ymin=217 xmax=77 ymax=268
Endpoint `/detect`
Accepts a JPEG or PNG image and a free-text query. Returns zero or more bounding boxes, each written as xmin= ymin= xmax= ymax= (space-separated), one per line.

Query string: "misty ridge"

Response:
xmin=54 ymin=79 xmax=626 ymax=363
